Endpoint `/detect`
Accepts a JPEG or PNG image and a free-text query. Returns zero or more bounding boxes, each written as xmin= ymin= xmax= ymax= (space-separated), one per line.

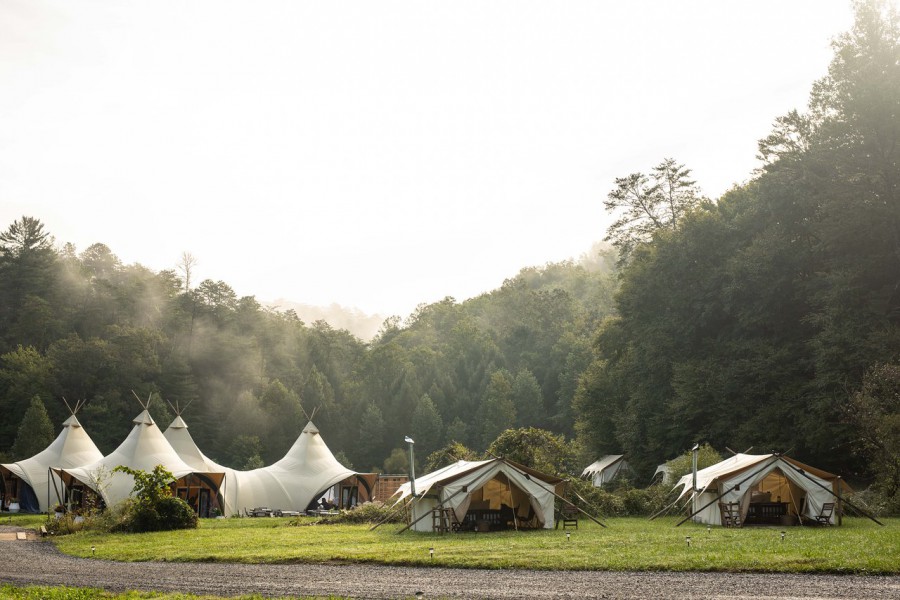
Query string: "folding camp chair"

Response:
xmin=814 ymin=502 xmax=835 ymax=526
xmin=556 ymin=504 xmax=579 ymax=529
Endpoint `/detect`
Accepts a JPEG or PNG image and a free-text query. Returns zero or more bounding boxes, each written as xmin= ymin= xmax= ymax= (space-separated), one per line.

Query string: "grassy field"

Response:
xmin=0 ymin=586 xmax=344 ymax=600
xmin=18 ymin=514 xmax=896 ymax=574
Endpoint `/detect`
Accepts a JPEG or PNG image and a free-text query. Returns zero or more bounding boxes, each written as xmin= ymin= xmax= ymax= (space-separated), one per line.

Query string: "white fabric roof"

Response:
xmin=395 ymin=458 xmax=564 ymax=532
xmin=673 ymin=453 xmax=850 ymax=526
xmin=164 ymin=417 xmax=353 ymax=516
xmin=582 ymin=455 xmax=626 ymax=477
xmin=59 ymin=410 xmax=221 ymax=508
xmin=674 ymin=453 xmax=772 ymax=500
xmin=1 ymin=414 xmax=104 ymax=512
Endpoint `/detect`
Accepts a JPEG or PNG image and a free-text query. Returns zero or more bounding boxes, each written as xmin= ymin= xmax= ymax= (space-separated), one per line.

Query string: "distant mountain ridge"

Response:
xmin=265 ymin=299 xmax=384 ymax=341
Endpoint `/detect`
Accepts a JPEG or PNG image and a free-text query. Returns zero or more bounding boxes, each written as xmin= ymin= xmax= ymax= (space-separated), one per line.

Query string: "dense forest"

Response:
xmin=0 ymin=211 xmax=616 ymax=473
xmin=1 ymin=1 xmax=898 ymax=504
xmin=575 ymin=0 xmax=900 ymax=499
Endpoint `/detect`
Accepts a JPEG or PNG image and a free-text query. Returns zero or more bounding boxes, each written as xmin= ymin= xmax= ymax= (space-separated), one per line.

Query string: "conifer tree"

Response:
xmin=10 ymin=395 xmax=54 ymax=459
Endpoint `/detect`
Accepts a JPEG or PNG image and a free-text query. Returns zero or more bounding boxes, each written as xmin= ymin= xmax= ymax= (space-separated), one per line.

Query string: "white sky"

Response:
xmin=0 ymin=0 xmax=858 ymax=317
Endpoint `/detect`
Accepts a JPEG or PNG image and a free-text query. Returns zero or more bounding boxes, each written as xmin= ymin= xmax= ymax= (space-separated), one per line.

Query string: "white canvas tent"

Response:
xmin=164 ymin=416 xmax=355 ymax=516
xmin=673 ymin=453 xmax=852 ymax=526
xmin=582 ymin=455 xmax=632 ymax=488
xmin=652 ymin=463 xmax=673 ymax=485
xmin=55 ymin=409 xmax=225 ymax=513
xmin=393 ymin=458 xmax=566 ymax=532
xmin=1 ymin=413 xmax=104 ymax=513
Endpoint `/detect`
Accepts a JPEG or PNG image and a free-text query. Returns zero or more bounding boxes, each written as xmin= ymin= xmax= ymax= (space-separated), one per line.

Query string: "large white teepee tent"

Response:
xmin=1 ymin=412 xmax=104 ymax=513
xmin=673 ymin=453 xmax=852 ymax=526
xmin=393 ymin=458 xmax=566 ymax=532
xmin=164 ymin=416 xmax=355 ymax=516
xmin=56 ymin=408 xmax=225 ymax=512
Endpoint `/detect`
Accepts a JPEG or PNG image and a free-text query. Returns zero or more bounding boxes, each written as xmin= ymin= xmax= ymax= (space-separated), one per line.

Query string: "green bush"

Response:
xmin=564 ymin=477 xmax=676 ymax=517
xmin=320 ymin=501 xmax=404 ymax=525
xmin=156 ymin=496 xmax=199 ymax=529
xmin=111 ymin=465 xmax=199 ymax=533
xmin=848 ymin=487 xmax=900 ymax=518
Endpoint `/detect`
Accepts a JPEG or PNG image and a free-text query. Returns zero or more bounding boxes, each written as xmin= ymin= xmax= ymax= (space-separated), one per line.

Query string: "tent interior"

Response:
xmin=173 ymin=473 xmax=227 ymax=517
xmin=743 ymin=467 xmax=810 ymax=525
xmin=457 ymin=472 xmax=541 ymax=530
xmin=1 ymin=470 xmax=36 ymax=512
xmin=326 ymin=473 xmax=377 ymax=510
xmin=53 ymin=468 xmax=225 ymax=518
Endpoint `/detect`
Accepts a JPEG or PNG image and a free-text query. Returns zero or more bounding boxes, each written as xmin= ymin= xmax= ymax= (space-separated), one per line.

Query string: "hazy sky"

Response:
xmin=0 ymin=1 xmax=858 ymax=317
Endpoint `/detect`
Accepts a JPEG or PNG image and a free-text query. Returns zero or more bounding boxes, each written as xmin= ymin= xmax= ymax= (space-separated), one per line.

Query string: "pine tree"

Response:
xmin=10 ymin=395 xmax=54 ymax=459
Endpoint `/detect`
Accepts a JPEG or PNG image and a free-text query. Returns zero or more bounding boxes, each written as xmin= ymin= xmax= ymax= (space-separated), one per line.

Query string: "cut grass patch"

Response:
xmin=0 ymin=585 xmax=346 ymax=600
xmin=46 ymin=516 xmax=900 ymax=574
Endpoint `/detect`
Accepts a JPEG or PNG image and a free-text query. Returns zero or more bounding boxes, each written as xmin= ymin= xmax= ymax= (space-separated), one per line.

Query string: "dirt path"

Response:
xmin=1 ymin=526 xmax=898 ymax=599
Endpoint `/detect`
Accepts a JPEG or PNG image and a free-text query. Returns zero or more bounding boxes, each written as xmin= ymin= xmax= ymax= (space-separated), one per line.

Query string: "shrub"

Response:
xmin=321 ymin=501 xmax=404 ymax=525
xmin=111 ymin=465 xmax=199 ymax=533
xmin=563 ymin=477 xmax=676 ymax=517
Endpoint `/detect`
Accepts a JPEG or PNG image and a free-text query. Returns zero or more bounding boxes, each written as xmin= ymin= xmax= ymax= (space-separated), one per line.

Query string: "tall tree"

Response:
xmin=10 ymin=395 xmax=55 ymax=460
xmin=410 ymin=393 xmax=443 ymax=458
xmin=477 ymin=370 xmax=516 ymax=449
xmin=603 ymin=158 xmax=703 ymax=263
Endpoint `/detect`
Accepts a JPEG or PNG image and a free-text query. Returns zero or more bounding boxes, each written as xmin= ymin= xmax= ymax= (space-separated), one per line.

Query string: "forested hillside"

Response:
xmin=1 ymin=1 xmax=898 ymax=505
xmin=575 ymin=0 xmax=900 ymax=494
xmin=0 ymin=218 xmax=616 ymax=472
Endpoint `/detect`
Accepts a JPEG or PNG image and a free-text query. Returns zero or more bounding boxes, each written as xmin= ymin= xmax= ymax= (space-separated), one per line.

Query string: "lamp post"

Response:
xmin=691 ymin=443 xmax=700 ymax=494
xmin=405 ymin=436 xmax=416 ymax=497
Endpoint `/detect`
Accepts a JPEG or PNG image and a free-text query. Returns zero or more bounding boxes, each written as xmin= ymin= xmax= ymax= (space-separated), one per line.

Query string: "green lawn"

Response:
xmin=37 ymin=515 xmax=900 ymax=574
xmin=0 ymin=586 xmax=344 ymax=600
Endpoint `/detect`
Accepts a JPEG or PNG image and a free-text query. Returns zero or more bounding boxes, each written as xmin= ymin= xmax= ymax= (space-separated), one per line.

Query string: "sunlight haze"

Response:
xmin=0 ymin=0 xmax=856 ymax=318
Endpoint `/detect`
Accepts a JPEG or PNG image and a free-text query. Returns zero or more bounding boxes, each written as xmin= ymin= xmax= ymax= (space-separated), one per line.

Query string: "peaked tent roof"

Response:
xmin=58 ymin=410 xmax=224 ymax=508
xmin=673 ymin=453 xmax=851 ymax=525
xmin=1 ymin=414 xmax=104 ymax=513
xmin=394 ymin=458 xmax=566 ymax=531
xmin=163 ymin=417 xmax=354 ymax=516
xmin=581 ymin=454 xmax=631 ymax=487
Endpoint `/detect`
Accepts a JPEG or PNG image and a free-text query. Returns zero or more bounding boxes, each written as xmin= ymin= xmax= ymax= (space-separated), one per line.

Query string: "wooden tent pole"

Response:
xmin=649 ymin=493 xmax=684 ymax=521
xmin=784 ymin=463 xmax=883 ymax=526
xmin=369 ymin=494 xmax=420 ymax=531
xmin=396 ymin=488 xmax=468 ymax=534
xmin=497 ymin=459 xmax=607 ymax=527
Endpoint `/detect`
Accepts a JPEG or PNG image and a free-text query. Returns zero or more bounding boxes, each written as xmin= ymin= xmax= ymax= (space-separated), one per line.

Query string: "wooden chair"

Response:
xmin=814 ymin=502 xmax=835 ymax=526
xmin=432 ymin=507 xmax=461 ymax=534
xmin=719 ymin=501 xmax=742 ymax=528
xmin=556 ymin=504 xmax=579 ymax=529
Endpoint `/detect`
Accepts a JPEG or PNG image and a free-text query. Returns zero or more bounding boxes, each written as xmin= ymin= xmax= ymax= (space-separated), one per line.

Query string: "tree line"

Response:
xmin=0 ymin=214 xmax=616 ymax=473
xmin=575 ymin=0 xmax=900 ymax=504
xmin=1 ymin=1 xmax=897 ymax=507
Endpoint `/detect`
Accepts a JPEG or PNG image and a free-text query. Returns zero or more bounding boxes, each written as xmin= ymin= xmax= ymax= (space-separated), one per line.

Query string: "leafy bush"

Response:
xmin=564 ymin=477 xmax=675 ymax=517
xmin=848 ymin=487 xmax=900 ymax=518
xmin=111 ymin=465 xmax=199 ymax=533
xmin=320 ymin=501 xmax=404 ymax=525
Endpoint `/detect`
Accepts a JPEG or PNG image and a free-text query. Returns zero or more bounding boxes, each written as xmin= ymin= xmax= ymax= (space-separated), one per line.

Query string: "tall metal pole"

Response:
xmin=404 ymin=436 xmax=416 ymax=498
xmin=691 ymin=443 xmax=699 ymax=494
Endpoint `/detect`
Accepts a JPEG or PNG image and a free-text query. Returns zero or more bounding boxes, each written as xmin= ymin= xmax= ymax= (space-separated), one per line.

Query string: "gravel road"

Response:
xmin=1 ymin=526 xmax=898 ymax=599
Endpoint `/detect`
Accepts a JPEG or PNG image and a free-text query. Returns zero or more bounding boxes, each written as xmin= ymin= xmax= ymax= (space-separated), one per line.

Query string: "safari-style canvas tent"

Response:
xmin=392 ymin=458 xmax=566 ymax=532
xmin=582 ymin=454 xmax=633 ymax=488
xmin=673 ymin=453 xmax=852 ymax=526
xmin=1 ymin=406 xmax=103 ymax=513
xmin=55 ymin=407 xmax=225 ymax=516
